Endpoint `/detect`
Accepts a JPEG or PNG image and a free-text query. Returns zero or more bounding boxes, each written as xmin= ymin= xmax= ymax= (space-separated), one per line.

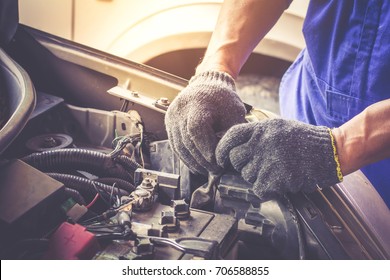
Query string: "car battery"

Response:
xmin=93 ymin=202 xmax=238 ymax=260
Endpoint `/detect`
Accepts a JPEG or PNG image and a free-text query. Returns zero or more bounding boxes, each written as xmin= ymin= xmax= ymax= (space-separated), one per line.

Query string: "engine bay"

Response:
xmin=0 ymin=24 xmax=389 ymax=260
xmin=0 ymin=92 xmax=295 ymax=260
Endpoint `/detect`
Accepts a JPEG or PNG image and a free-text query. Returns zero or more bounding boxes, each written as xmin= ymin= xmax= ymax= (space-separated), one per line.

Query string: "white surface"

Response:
xmin=19 ymin=0 xmax=73 ymax=40
xmin=19 ymin=0 xmax=309 ymax=63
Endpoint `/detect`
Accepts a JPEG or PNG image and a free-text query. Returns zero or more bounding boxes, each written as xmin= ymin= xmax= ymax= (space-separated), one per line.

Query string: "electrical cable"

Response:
xmin=109 ymin=183 xmax=116 ymax=207
xmin=79 ymin=209 xmax=118 ymax=226
xmin=22 ymin=148 xmax=134 ymax=181
xmin=64 ymin=187 xmax=87 ymax=205
xmin=91 ymin=181 xmax=112 ymax=207
xmin=138 ymin=124 xmax=145 ymax=167
xmin=46 ymin=172 xmax=129 ymax=198
xmin=94 ymin=177 xmax=135 ymax=193
xmin=86 ymin=193 xmax=100 ymax=209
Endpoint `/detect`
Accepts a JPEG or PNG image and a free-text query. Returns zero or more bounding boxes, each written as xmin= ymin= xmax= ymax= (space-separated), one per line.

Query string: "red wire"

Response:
xmin=86 ymin=193 xmax=100 ymax=209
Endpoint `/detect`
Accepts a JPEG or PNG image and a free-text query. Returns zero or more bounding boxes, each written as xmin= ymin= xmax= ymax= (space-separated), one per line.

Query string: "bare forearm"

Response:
xmin=196 ymin=0 xmax=289 ymax=78
xmin=333 ymin=99 xmax=390 ymax=175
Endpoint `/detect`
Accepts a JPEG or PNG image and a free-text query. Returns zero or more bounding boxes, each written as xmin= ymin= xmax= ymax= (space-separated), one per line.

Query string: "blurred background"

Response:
xmin=18 ymin=0 xmax=309 ymax=113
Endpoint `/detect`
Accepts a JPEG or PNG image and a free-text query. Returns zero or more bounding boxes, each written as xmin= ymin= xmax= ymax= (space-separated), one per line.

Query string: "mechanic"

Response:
xmin=165 ymin=0 xmax=390 ymax=208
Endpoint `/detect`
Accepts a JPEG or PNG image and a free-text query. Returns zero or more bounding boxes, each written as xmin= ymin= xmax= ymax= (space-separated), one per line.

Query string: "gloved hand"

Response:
xmin=165 ymin=71 xmax=246 ymax=175
xmin=216 ymin=118 xmax=343 ymax=199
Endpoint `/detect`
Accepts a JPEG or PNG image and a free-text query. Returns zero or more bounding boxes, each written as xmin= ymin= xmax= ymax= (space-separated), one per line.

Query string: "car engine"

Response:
xmin=0 ymin=88 xmax=302 ymax=260
xmin=0 ymin=21 xmax=389 ymax=260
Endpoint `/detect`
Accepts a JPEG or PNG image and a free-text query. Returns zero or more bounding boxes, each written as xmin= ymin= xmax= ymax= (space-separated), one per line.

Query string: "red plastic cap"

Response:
xmin=45 ymin=222 xmax=100 ymax=260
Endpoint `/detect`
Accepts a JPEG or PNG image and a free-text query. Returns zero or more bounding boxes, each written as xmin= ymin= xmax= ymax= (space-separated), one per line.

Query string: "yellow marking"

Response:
xmin=328 ymin=128 xmax=343 ymax=182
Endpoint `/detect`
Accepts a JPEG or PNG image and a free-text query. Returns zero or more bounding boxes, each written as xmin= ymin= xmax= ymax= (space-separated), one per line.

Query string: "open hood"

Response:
xmin=0 ymin=2 xmax=388 ymax=260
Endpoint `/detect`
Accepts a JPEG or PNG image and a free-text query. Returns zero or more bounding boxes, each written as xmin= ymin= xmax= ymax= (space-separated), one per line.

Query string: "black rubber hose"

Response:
xmin=46 ymin=173 xmax=129 ymax=199
xmin=64 ymin=187 xmax=87 ymax=205
xmin=116 ymin=155 xmax=142 ymax=170
xmin=94 ymin=177 xmax=135 ymax=193
xmin=22 ymin=148 xmax=134 ymax=181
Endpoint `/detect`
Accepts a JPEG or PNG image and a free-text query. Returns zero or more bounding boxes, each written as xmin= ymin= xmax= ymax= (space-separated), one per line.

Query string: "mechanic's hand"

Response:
xmin=165 ymin=71 xmax=246 ymax=175
xmin=216 ymin=119 xmax=343 ymax=199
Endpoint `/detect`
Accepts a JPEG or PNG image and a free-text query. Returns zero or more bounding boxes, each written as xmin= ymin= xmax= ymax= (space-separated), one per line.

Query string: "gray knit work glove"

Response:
xmin=216 ymin=119 xmax=343 ymax=199
xmin=165 ymin=71 xmax=246 ymax=175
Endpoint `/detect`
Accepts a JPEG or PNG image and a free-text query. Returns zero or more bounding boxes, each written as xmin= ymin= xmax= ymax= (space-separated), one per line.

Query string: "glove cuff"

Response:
xmin=327 ymin=128 xmax=344 ymax=182
xmin=305 ymin=125 xmax=343 ymax=190
xmin=189 ymin=70 xmax=236 ymax=91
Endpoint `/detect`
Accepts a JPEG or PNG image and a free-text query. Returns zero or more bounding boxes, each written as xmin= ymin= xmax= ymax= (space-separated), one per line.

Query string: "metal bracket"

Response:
xmin=107 ymin=86 xmax=169 ymax=114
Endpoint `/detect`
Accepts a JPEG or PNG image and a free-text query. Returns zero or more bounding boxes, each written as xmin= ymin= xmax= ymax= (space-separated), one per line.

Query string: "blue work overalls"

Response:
xmin=279 ymin=0 xmax=390 ymax=208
